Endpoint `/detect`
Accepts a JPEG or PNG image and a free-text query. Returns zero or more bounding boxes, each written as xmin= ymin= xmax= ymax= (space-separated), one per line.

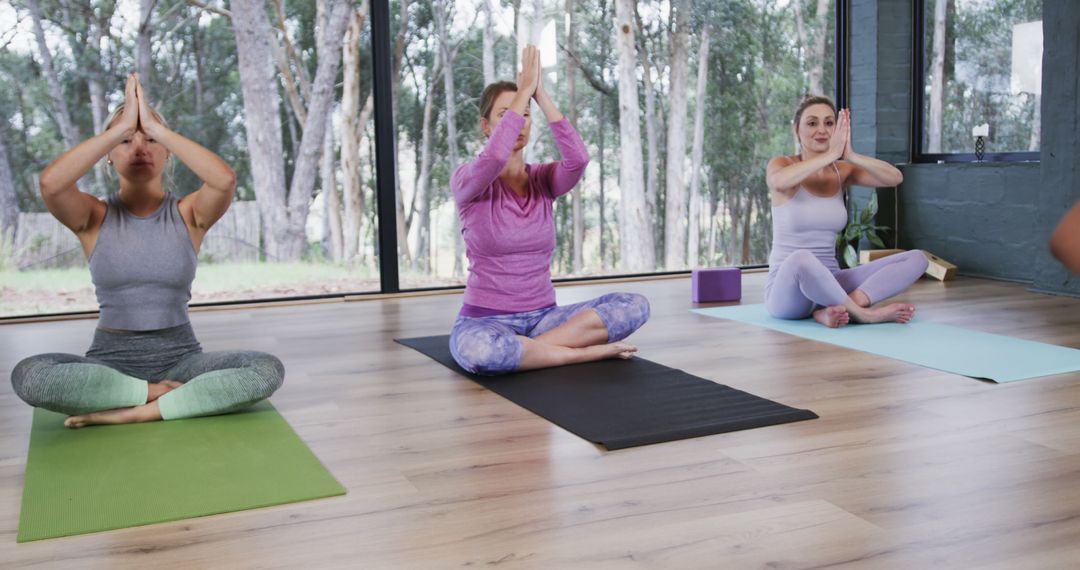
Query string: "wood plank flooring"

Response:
xmin=1 ymin=273 xmax=1079 ymax=569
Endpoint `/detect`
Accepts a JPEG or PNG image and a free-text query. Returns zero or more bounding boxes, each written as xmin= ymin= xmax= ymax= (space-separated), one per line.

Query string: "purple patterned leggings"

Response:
xmin=449 ymin=292 xmax=651 ymax=376
xmin=765 ymin=249 xmax=929 ymax=319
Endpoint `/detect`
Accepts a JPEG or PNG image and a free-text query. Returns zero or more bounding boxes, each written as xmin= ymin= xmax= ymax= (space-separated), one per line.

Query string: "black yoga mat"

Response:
xmin=396 ymin=335 xmax=818 ymax=450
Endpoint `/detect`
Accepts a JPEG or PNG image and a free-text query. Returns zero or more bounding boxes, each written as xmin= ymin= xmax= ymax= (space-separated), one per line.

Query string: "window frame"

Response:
xmin=910 ymin=0 xmax=1041 ymax=164
xmin=0 ymin=0 xmax=845 ymax=322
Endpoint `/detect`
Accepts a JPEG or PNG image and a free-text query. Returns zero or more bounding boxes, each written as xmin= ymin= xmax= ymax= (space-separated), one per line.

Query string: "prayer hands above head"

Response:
xmin=531 ymin=47 xmax=549 ymax=102
xmin=517 ymin=44 xmax=541 ymax=98
xmin=133 ymin=74 xmax=165 ymax=137
xmin=116 ymin=74 xmax=141 ymax=136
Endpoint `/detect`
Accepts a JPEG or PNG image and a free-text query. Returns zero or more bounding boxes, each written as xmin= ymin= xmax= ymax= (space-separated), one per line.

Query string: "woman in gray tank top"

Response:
xmin=763 ymin=95 xmax=929 ymax=328
xmin=11 ymin=73 xmax=284 ymax=427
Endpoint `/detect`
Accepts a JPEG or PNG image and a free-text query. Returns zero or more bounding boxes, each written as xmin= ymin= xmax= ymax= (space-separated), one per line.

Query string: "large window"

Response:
xmin=392 ymin=0 xmax=837 ymax=288
xmin=1 ymin=0 xmax=838 ymax=318
xmin=917 ymin=0 xmax=1042 ymax=161
xmin=0 ymin=0 xmax=380 ymax=318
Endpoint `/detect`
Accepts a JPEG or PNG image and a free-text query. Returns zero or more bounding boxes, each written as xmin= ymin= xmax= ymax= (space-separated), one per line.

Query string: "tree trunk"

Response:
xmin=482 ymin=0 xmax=497 ymax=84
xmin=137 ymin=0 xmax=155 ymax=88
xmin=512 ymin=0 xmax=522 ymax=70
xmin=281 ymin=0 xmax=353 ymax=260
xmin=686 ymin=27 xmax=710 ymax=268
xmin=530 ymin=0 xmax=545 ymax=43
xmin=928 ymin=0 xmax=947 ymax=153
xmin=0 ymin=125 xmax=18 ymax=241
xmin=276 ymin=0 xmax=313 ymax=100
xmin=634 ymin=8 xmax=660 ymax=224
xmin=706 ymin=176 xmax=719 ymax=264
xmin=193 ymin=15 xmax=205 ymax=117
xmin=392 ymin=0 xmax=413 ymax=265
xmin=1028 ymin=93 xmax=1041 ymax=151
xmin=808 ymin=0 xmax=830 ymax=96
xmin=341 ymin=6 xmax=367 ymax=262
xmin=740 ymin=195 xmax=753 ymax=265
xmin=794 ymin=0 xmax=809 ymax=89
xmin=566 ymin=0 xmax=583 ymax=273
xmin=598 ymin=87 xmax=607 ymax=269
xmin=613 ymin=0 xmax=654 ymax=271
xmin=521 ymin=0 xmax=545 ymax=161
xmin=230 ymin=0 xmax=290 ymax=260
xmin=321 ymin=115 xmax=343 ymax=261
xmin=317 ymin=0 xmax=344 ymax=262
xmin=66 ymin=2 xmax=112 ymax=195
xmin=436 ymin=0 xmax=464 ymax=276
xmin=26 ymin=0 xmax=80 ymax=152
xmin=663 ymin=0 xmax=690 ymax=269
xmin=411 ymin=61 xmax=442 ymax=273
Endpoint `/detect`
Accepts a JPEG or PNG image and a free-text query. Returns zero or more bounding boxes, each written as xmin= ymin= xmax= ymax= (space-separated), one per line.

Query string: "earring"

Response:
xmin=107 ymin=159 xmax=113 ymax=165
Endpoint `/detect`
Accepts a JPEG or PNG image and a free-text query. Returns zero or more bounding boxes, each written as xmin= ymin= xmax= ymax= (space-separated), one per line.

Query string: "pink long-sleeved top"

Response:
xmin=451 ymin=110 xmax=589 ymax=314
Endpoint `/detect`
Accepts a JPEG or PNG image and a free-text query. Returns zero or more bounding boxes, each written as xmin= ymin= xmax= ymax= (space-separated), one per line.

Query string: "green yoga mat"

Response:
xmin=693 ymin=304 xmax=1080 ymax=383
xmin=17 ymin=401 xmax=345 ymax=542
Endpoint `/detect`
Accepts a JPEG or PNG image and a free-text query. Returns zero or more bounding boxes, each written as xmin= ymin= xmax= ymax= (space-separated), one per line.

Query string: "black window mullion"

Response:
xmin=835 ymin=0 xmax=849 ymax=108
xmin=912 ymin=0 xmax=926 ymax=162
xmin=370 ymin=0 xmax=400 ymax=293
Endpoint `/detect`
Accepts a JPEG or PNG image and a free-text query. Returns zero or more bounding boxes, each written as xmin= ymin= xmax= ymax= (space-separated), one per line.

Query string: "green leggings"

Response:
xmin=10 ymin=323 xmax=284 ymax=420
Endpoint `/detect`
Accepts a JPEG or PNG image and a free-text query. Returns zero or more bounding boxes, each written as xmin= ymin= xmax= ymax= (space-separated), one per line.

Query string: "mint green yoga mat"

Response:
xmin=693 ymin=304 xmax=1080 ymax=383
xmin=17 ymin=401 xmax=345 ymax=542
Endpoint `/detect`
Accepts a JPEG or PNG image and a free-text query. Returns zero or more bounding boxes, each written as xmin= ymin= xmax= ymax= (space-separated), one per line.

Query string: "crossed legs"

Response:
xmin=450 ymin=292 xmax=651 ymax=375
xmin=765 ymin=250 xmax=929 ymax=327
xmin=12 ymin=351 xmax=284 ymax=428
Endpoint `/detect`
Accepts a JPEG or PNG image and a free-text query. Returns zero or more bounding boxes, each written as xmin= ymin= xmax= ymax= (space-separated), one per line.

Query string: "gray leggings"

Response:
xmin=11 ymin=323 xmax=284 ymax=419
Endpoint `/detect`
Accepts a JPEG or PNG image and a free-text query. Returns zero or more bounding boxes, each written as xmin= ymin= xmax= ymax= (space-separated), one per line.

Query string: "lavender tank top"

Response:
xmin=766 ymin=163 xmax=848 ymax=283
xmin=89 ymin=193 xmax=197 ymax=331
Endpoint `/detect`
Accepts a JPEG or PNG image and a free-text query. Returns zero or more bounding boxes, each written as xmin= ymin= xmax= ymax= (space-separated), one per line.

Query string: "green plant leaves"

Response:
xmin=837 ymin=191 xmax=893 ymax=267
xmin=843 ymin=244 xmax=859 ymax=269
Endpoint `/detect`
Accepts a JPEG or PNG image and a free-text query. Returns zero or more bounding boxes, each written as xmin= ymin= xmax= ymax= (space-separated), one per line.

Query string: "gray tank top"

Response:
xmin=89 ymin=192 xmax=197 ymax=331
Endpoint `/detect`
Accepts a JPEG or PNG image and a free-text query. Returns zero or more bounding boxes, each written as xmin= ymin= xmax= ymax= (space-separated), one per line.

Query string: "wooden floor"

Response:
xmin=2 ymin=273 xmax=1080 ymax=569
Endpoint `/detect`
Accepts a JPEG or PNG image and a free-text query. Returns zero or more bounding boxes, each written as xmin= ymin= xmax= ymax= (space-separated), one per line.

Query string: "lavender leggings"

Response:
xmin=449 ymin=292 xmax=651 ymax=376
xmin=765 ymin=249 xmax=929 ymax=319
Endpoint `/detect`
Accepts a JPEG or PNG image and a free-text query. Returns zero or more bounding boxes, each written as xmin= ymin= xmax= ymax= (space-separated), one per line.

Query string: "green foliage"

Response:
xmin=4 ymin=0 xmax=848 ymax=295
xmin=835 ymin=192 xmax=890 ymax=269
xmin=926 ymin=0 xmax=1042 ymax=153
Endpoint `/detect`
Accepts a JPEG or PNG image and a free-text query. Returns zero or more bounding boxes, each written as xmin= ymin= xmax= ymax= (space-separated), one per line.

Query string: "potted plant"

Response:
xmin=836 ymin=191 xmax=891 ymax=268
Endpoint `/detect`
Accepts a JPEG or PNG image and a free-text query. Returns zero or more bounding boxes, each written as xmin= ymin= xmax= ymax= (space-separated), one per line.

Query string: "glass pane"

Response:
xmin=394 ymin=0 xmax=837 ymax=284
xmin=0 ymin=1 xmax=379 ymax=319
xmin=922 ymin=0 xmax=1042 ymax=154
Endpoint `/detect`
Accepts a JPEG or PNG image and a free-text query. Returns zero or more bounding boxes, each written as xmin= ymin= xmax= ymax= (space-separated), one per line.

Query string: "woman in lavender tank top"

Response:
xmin=447 ymin=45 xmax=650 ymax=376
xmin=764 ymin=96 xmax=929 ymax=328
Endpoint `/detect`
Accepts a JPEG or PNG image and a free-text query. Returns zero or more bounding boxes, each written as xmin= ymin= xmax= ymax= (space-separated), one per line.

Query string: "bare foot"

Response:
xmin=813 ymin=305 xmax=850 ymax=328
xmin=65 ymin=401 xmax=163 ymax=429
xmin=147 ymin=380 xmax=182 ymax=403
xmin=585 ymin=342 xmax=638 ymax=361
xmin=850 ymin=302 xmax=915 ymax=324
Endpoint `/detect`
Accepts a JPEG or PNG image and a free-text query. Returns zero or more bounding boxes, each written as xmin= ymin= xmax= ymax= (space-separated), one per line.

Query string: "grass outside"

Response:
xmin=0 ymin=262 xmax=389 ymax=318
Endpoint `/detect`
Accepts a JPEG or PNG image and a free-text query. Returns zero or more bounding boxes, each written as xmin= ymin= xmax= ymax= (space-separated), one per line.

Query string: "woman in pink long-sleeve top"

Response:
xmin=448 ymin=45 xmax=650 ymax=376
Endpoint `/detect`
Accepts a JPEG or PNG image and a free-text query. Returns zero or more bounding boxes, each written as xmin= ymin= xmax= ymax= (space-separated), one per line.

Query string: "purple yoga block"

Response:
xmin=691 ymin=267 xmax=742 ymax=303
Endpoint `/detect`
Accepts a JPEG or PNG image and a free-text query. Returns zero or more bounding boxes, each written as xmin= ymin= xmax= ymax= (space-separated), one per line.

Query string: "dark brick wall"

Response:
xmin=1032 ymin=3 xmax=1080 ymax=295
xmin=850 ymin=0 xmax=1079 ymax=295
xmin=897 ymin=162 xmax=1041 ymax=281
